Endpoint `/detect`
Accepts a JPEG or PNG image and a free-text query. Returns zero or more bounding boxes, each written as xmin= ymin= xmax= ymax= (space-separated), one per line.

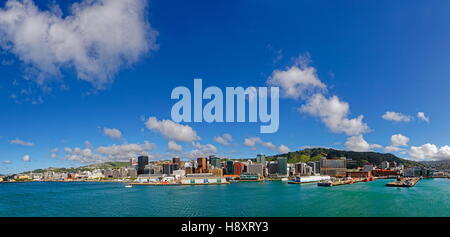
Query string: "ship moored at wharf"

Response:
xmin=386 ymin=177 xmax=420 ymax=187
xmin=288 ymin=175 xmax=331 ymax=184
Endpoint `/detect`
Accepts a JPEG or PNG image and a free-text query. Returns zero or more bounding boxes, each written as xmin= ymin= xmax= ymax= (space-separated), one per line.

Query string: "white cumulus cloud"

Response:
xmin=390 ymin=134 xmax=409 ymax=147
xmin=0 ymin=0 xmax=158 ymax=89
xmin=382 ymin=111 xmax=412 ymax=122
xmin=300 ymin=94 xmax=369 ymax=136
xmin=277 ymin=144 xmax=290 ymax=153
xmin=145 ymin=117 xmax=199 ymax=142
xmin=345 ymin=135 xmax=381 ymax=152
xmin=384 ymin=134 xmax=409 ymax=153
xmin=243 ymin=136 xmax=290 ymax=153
xmin=409 ymin=143 xmax=450 ymax=160
xmin=185 ymin=142 xmax=218 ymax=158
xmin=417 ymin=112 xmax=430 ymax=123
xmin=267 ymin=55 xmax=326 ymax=99
xmin=65 ymin=141 xmax=155 ymax=163
xmin=167 ymin=140 xmax=183 ymax=152
xmin=103 ymin=127 xmax=122 ymax=139
xmin=214 ymin=133 xmax=233 ymax=146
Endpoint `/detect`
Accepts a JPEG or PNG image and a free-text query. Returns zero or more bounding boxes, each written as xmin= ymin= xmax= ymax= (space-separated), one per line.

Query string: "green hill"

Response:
xmin=28 ymin=161 xmax=129 ymax=174
xmin=269 ymin=148 xmax=421 ymax=167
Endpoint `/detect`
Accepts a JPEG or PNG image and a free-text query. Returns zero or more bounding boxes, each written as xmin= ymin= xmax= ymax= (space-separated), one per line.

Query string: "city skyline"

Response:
xmin=2 ymin=0 xmax=450 ymax=174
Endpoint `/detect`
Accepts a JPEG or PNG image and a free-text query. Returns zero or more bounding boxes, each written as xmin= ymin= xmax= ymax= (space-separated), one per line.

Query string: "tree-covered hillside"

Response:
xmin=269 ymin=148 xmax=421 ymax=167
xmin=28 ymin=162 xmax=129 ymax=174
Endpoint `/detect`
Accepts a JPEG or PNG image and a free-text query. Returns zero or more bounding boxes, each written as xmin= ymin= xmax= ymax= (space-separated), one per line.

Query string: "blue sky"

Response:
xmin=1 ymin=0 xmax=450 ymax=173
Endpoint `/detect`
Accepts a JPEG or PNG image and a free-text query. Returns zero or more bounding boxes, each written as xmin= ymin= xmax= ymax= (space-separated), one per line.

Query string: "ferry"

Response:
xmin=288 ymin=175 xmax=331 ymax=184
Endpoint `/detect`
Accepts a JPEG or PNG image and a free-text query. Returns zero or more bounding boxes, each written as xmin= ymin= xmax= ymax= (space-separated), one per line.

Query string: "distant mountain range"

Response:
xmin=270 ymin=148 xmax=422 ymax=167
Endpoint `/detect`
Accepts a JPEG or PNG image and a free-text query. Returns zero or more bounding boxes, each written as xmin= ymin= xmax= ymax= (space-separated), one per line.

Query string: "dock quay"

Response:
xmin=317 ymin=177 xmax=375 ymax=187
xmin=129 ymin=181 xmax=230 ymax=186
xmin=317 ymin=179 xmax=354 ymax=187
xmin=386 ymin=177 xmax=420 ymax=187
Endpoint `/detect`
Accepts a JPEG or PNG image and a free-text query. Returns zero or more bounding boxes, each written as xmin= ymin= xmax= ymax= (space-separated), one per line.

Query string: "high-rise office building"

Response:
xmin=226 ymin=160 xmax=234 ymax=175
xmin=234 ymin=162 xmax=245 ymax=175
xmin=209 ymin=155 xmax=221 ymax=168
xmin=381 ymin=161 xmax=390 ymax=169
xmin=256 ymin=154 xmax=266 ymax=164
xmin=268 ymin=162 xmax=278 ymax=175
xmin=137 ymin=156 xmax=149 ymax=175
xmin=277 ymin=157 xmax=288 ymax=176
xmin=197 ymin=157 xmax=208 ymax=173
xmin=247 ymin=163 xmax=264 ymax=177
xmin=307 ymin=161 xmax=320 ymax=174
xmin=172 ymin=156 xmax=181 ymax=165
xmin=320 ymin=158 xmax=347 ymax=177
xmin=162 ymin=163 xmax=179 ymax=175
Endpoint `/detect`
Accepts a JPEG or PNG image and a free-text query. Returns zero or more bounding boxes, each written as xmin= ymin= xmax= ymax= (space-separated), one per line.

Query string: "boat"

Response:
xmin=289 ymin=175 xmax=331 ymax=184
xmin=281 ymin=178 xmax=289 ymax=182
xmin=317 ymin=181 xmax=333 ymax=187
xmin=124 ymin=185 xmax=132 ymax=188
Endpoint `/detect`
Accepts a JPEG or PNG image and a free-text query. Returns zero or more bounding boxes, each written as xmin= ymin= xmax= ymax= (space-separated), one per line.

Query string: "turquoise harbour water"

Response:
xmin=1 ymin=178 xmax=450 ymax=217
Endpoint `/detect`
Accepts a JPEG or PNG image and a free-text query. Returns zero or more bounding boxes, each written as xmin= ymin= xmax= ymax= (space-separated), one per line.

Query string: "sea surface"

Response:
xmin=1 ymin=178 xmax=450 ymax=217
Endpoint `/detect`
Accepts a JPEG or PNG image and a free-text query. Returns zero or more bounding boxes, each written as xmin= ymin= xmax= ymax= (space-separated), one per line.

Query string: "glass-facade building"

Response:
xmin=277 ymin=157 xmax=288 ymax=176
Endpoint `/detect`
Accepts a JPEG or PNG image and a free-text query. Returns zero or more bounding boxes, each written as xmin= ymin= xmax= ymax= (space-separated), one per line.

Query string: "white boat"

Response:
xmin=291 ymin=175 xmax=331 ymax=184
xmin=281 ymin=178 xmax=289 ymax=181
xmin=124 ymin=185 xmax=132 ymax=188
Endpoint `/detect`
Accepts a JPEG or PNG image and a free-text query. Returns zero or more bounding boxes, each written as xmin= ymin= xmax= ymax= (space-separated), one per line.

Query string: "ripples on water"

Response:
xmin=1 ymin=179 xmax=450 ymax=217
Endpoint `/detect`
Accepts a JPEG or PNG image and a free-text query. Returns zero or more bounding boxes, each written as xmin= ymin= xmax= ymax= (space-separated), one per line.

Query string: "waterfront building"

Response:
xmin=346 ymin=171 xmax=371 ymax=178
xmin=277 ymin=157 xmax=288 ymax=177
xmin=136 ymin=174 xmax=164 ymax=183
xmin=381 ymin=161 xmax=390 ymax=169
xmin=256 ymin=154 xmax=266 ymax=164
xmin=226 ymin=160 xmax=234 ymax=175
xmin=391 ymin=161 xmax=397 ymax=168
xmin=240 ymin=173 xmax=259 ymax=180
xmin=372 ymin=169 xmax=400 ymax=177
xmin=209 ymin=155 xmax=221 ymax=168
xmin=346 ymin=159 xmax=358 ymax=169
xmin=268 ymin=162 xmax=279 ymax=175
xmin=104 ymin=169 xmax=113 ymax=178
xmin=295 ymin=162 xmax=313 ymax=176
xmin=197 ymin=157 xmax=208 ymax=173
xmin=112 ymin=170 xmax=120 ymax=178
xmin=137 ymin=156 xmax=149 ymax=175
xmin=181 ymin=177 xmax=227 ymax=184
xmin=403 ymin=167 xmax=435 ymax=177
xmin=186 ymin=173 xmax=214 ymax=177
xmin=320 ymin=158 xmax=347 ymax=177
xmin=307 ymin=161 xmax=320 ymax=174
xmin=127 ymin=168 xmax=137 ymax=179
xmin=362 ymin=164 xmax=374 ymax=172
xmin=209 ymin=168 xmax=223 ymax=177
xmin=172 ymin=169 xmax=186 ymax=179
xmin=247 ymin=163 xmax=264 ymax=177
xmin=234 ymin=162 xmax=245 ymax=175
xmin=163 ymin=163 xmax=173 ymax=175
xmin=145 ymin=164 xmax=163 ymax=174
xmin=172 ymin=156 xmax=181 ymax=165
